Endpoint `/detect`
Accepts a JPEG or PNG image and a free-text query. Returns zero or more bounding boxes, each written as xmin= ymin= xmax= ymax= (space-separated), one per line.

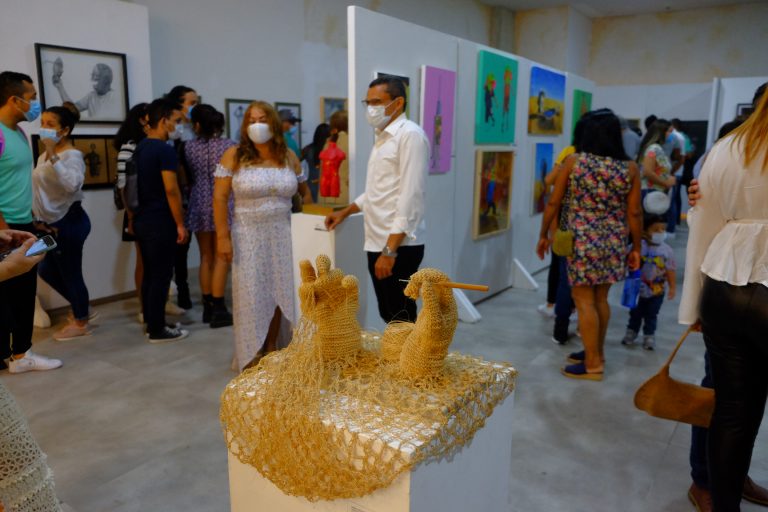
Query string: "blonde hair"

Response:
xmin=731 ymin=88 xmax=768 ymax=170
xmin=234 ymin=101 xmax=288 ymax=171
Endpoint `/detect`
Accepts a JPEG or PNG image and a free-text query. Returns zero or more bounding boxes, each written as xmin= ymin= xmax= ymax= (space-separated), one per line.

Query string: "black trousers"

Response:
xmin=701 ymin=277 xmax=768 ymax=512
xmin=546 ymin=253 xmax=562 ymax=305
xmin=134 ymin=218 xmax=176 ymax=335
xmin=0 ymin=223 xmax=37 ymax=359
xmin=367 ymin=245 xmax=424 ymax=323
xmin=174 ymin=238 xmax=190 ymax=291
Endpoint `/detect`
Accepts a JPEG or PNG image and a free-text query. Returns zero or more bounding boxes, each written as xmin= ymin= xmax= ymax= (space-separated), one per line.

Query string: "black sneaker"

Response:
xmin=147 ymin=326 xmax=189 ymax=344
xmin=210 ymin=309 xmax=233 ymax=328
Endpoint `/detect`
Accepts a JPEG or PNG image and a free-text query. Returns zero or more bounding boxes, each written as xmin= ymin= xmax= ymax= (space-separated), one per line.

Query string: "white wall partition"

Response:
xmin=0 ymin=0 xmax=153 ymax=309
xmin=348 ymin=7 xmax=595 ymax=306
xmin=707 ymin=76 xmax=768 ymax=147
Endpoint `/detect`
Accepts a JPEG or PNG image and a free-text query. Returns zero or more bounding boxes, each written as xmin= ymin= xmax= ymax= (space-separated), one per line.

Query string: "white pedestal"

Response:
xmin=227 ymin=391 xmax=514 ymax=512
xmin=291 ymin=212 xmax=384 ymax=331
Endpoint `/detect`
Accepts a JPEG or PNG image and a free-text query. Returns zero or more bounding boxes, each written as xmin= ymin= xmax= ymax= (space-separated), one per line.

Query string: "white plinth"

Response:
xmin=291 ymin=212 xmax=384 ymax=331
xmin=228 ymin=391 xmax=514 ymax=512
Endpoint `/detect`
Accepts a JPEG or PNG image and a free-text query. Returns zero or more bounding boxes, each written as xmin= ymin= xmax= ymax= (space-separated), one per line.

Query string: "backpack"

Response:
xmin=124 ymin=144 xmax=142 ymax=213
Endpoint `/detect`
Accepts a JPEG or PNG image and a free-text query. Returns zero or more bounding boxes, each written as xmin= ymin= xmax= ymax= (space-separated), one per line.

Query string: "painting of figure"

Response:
xmin=528 ymin=66 xmax=565 ymax=135
xmin=532 ymin=143 xmax=554 ymax=215
xmin=475 ymin=51 xmax=518 ymax=145
xmin=473 ymin=150 xmax=514 ymax=239
xmin=420 ymin=66 xmax=456 ymax=175
xmin=571 ymin=89 xmax=593 ymax=138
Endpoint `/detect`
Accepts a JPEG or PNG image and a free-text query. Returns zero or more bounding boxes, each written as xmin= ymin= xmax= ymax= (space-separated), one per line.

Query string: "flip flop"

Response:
xmin=567 ymin=350 xmax=585 ymax=363
xmin=561 ymin=362 xmax=603 ymax=381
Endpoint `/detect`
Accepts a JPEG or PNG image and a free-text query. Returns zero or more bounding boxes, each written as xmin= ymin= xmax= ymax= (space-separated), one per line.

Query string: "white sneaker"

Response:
xmin=537 ymin=304 xmax=555 ymax=319
xmin=165 ymin=301 xmax=186 ymax=316
xmin=569 ymin=311 xmax=578 ymax=323
xmin=8 ymin=351 xmax=63 ymax=374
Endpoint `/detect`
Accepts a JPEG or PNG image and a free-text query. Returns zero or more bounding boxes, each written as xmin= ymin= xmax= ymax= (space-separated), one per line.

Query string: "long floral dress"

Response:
xmin=565 ymin=153 xmax=632 ymax=287
xmin=214 ymin=164 xmax=304 ymax=370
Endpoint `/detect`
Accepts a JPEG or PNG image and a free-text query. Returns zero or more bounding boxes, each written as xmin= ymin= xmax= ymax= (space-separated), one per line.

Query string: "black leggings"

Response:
xmin=701 ymin=277 xmax=768 ymax=512
xmin=0 ymin=223 xmax=37 ymax=359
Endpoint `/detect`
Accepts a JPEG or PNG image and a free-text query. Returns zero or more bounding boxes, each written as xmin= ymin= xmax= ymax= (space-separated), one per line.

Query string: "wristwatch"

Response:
xmin=381 ymin=245 xmax=398 ymax=258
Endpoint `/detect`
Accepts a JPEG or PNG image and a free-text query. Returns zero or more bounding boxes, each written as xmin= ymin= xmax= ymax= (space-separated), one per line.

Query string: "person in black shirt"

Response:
xmin=133 ymin=99 xmax=189 ymax=342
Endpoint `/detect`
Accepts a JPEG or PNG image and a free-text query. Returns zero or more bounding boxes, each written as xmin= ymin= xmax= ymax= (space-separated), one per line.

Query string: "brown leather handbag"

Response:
xmin=634 ymin=328 xmax=715 ymax=428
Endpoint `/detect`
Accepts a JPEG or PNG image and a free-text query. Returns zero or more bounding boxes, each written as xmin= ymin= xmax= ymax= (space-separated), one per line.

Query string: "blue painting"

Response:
xmin=528 ymin=67 xmax=566 ymax=135
xmin=532 ymin=142 xmax=554 ymax=215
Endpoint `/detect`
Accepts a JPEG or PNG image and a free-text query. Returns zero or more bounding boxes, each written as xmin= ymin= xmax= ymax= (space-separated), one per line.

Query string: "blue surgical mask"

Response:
xmin=289 ymin=125 xmax=298 ymax=136
xmin=186 ymin=104 xmax=195 ymax=120
xmin=666 ymin=133 xmax=674 ymax=144
xmin=650 ymin=232 xmax=667 ymax=245
xmin=16 ymin=97 xmax=41 ymax=122
xmin=39 ymin=128 xmax=61 ymax=143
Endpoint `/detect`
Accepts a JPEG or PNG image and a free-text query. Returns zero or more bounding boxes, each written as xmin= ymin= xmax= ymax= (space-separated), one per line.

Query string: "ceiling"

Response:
xmin=482 ymin=0 xmax=758 ymax=17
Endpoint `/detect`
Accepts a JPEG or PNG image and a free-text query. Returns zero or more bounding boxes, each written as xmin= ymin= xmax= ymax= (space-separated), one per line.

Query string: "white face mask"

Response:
xmin=650 ymin=232 xmax=667 ymax=245
xmin=168 ymin=121 xmax=184 ymax=140
xmin=365 ymin=100 xmax=395 ymax=129
xmin=248 ymin=122 xmax=273 ymax=144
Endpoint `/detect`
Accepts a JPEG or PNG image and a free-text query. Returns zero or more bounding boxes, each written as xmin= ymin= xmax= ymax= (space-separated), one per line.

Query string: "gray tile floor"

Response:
xmin=3 ymin=228 xmax=768 ymax=511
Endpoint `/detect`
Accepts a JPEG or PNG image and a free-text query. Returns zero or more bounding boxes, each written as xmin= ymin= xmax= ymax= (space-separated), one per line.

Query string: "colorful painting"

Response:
xmin=475 ymin=51 xmax=518 ymax=145
xmin=571 ymin=89 xmax=593 ymax=138
xmin=473 ymin=150 xmax=514 ymax=240
xmin=321 ymin=97 xmax=347 ymax=124
xmin=375 ymin=72 xmax=410 ymax=117
xmin=527 ymin=66 xmax=566 ymax=135
xmin=420 ymin=66 xmax=456 ymax=175
xmin=532 ymin=143 xmax=554 ymax=215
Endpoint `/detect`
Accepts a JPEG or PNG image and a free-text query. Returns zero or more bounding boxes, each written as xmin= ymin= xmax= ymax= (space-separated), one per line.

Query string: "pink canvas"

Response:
xmin=420 ymin=66 xmax=456 ymax=175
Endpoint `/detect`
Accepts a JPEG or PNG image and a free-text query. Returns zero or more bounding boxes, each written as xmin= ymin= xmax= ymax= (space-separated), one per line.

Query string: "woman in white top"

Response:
xmin=679 ymin=89 xmax=768 ymax=511
xmin=214 ymin=101 xmax=311 ymax=371
xmin=32 ymin=102 xmax=92 ymax=341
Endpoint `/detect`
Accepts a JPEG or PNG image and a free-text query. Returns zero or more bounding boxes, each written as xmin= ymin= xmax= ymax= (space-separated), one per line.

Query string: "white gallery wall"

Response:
xmin=594 ymin=83 xmax=713 ymax=124
xmin=0 ymin=0 xmax=153 ymax=309
xmin=707 ymin=76 xmax=768 ymax=147
xmin=348 ymin=7 xmax=595 ymax=303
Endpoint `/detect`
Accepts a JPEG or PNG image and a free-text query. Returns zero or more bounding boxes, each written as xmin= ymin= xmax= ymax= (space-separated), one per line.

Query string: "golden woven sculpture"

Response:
xmin=220 ymin=256 xmax=517 ymax=501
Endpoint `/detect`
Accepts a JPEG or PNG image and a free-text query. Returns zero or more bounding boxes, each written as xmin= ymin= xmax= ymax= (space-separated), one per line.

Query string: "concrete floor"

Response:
xmin=3 ymin=228 xmax=768 ymax=512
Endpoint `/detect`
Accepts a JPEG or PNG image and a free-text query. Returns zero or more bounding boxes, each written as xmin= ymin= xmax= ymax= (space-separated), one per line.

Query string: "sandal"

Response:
xmin=567 ymin=350 xmax=585 ymax=363
xmin=561 ymin=362 xmax=603 ymax=381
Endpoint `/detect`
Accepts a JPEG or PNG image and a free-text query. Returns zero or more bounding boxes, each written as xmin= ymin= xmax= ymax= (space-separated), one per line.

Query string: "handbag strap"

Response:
xmin=661 ymin=327 xmax=695 ymax=370
xmin=559 ymin=170 xmax=573 ymax=230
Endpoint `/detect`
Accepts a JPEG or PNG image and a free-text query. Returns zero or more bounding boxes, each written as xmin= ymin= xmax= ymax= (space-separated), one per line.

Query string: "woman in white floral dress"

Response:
xmin=213 ymin=101 xmax=312 ymax=371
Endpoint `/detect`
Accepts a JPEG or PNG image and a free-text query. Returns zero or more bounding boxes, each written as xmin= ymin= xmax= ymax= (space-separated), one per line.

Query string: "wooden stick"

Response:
xmin=399 ymin=279 xmax=490 ymax=292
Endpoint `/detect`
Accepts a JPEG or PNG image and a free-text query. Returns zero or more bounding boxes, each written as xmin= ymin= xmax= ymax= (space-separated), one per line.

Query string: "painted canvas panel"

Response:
xmin=420 ymin=66 xmax=457 ymax=175
xmin=571 ymin=89 xmax=593 ymax=138
xmin=375 ymin=72 xmax=410 ymax=117
xmin=532 ymin=143 xmax=554 ymax=215
xmin=475 ymin=51 xmax=518 ymax=144
xmin=527 ymin=67 xmax=566 ymax=135
xmin=473 ymin=150 xmax=514 ymax=240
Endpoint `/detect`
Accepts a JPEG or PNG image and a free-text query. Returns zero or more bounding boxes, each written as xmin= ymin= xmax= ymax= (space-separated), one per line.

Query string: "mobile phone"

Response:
xmin=26 ymin=235 xmax=57 ymax=256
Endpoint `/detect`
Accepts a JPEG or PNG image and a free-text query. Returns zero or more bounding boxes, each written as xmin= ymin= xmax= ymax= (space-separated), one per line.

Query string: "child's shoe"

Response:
xmin=621 ymin=329 xmax=638 ymax=346
xmin=643 ymin=335 xmax=656 ymax=351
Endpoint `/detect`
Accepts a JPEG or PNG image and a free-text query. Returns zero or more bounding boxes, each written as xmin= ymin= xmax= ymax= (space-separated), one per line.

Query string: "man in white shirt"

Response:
xmin=325 ymin=76 xmax=429 ymax=323
xmin=662 ymin=120 xmax=686 ymax=237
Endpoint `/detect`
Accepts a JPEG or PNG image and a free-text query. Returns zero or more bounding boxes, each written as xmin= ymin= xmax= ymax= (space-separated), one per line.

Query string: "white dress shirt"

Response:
xmin=354 ymin=114 xmax=429 ymax=252
xmin=32 ymin=149 xmax=86 ymax=224
xmin=679 ymin=134 xmax=768 ymax=324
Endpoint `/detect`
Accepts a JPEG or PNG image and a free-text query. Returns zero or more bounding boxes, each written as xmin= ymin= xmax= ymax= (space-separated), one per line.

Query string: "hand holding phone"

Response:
xmin=0 ymin=234 xmax=57 ymax=262
xmin=0 ymin=238 xmax=45 ymax=281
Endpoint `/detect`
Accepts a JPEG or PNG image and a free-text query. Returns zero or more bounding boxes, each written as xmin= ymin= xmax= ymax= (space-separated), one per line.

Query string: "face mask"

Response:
xmin=248 ymin=122 xmax=273 ymax=144
xmin=39 ymin=128 xmax=61 ymax=143
xmin=168 ymin=121 xmax=184 ymax=140
xmin=16 ymin=97 xmax=41 ymax=122
xmin=186 ymin=104 xmax=195 ymax=120
xmin=666 ymin=133 xmax=674 ymax=144
xmin=289 ymin=125 xmax=298 ymax=136
xmin=366 ymin=100 xmax=395 ymax=129
xmin=650 ymin=232 xmax=667 ymax=245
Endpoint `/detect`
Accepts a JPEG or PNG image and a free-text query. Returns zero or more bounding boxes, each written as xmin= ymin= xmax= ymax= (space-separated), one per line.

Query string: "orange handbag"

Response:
xmin=634 ymin=327 xmax=715 ymax=428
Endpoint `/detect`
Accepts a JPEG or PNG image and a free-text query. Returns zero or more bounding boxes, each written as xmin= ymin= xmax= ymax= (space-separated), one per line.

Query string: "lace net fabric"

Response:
xmin=220 ymin=256 xmax=517 ymax=501
xmin=0 ymin=383 xmax=61 ymax=512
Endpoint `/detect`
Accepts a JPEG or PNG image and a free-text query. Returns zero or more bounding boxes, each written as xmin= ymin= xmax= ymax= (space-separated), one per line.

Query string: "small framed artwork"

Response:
xmin=275 ymin=101 xmax=302 ymax=148
xmin=736 ymin=103 xmax=754 ymax=118
xmin=473 ymin=150 xmax=515 ymax=240
xmin=320 ymin=97 xmax=347 ymax=124
xmin=532 ymin=143 xmax=554 ymax=215
xmin=32 ymin=134 xmax=117 ymax=190
xmin=225 ymin=98 xmax=254 ymax=141
xmin=35 ymin=43 xmax=129 ymax=125
xmin=528 ymin=66 xmax=566 ymax=136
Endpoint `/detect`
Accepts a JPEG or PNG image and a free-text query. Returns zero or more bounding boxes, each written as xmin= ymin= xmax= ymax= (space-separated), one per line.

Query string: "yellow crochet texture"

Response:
xmin=220 ymin=256 xmax=517 ymax=501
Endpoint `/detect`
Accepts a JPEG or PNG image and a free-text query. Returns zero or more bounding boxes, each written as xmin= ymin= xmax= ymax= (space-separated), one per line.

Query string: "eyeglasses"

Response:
xmin=361 ymin=99 xmax=395 ymax=107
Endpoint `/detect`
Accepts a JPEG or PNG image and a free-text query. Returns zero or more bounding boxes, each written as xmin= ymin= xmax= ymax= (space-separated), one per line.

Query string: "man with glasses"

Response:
xmin=325 ymin=76 xmax=429 ymax=323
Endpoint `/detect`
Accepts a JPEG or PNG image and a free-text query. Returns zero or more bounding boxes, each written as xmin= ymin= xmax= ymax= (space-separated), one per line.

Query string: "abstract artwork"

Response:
xmin=532 ymin=143 xmax=554 ymax=215
xmin=225 ymin=98 xmax=254 ymax=141
xmin=571 ymin=89 xmax=593 ymax=138
xmin=35 ymin=43 xmax=129 ymax=125
xmin=320 ymin=97 xmax=347 ymax=124
xmin=527 ymin=66 xmax=565 ymax=136
xmin=420 ymin=66 xmax=456 ymax=175
xmin=475 ymin=51 xmax=518 ymax=145
xmin=473 ymin=150 xmax=514 ymax=240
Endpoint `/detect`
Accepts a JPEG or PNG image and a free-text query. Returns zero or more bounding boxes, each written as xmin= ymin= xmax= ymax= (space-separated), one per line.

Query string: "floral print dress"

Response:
xmin=184 ymin=137 xmax=235 ymax=232
xmin=565 ymin=153 xmax=632 ymax=287
xmin=214 ymin=163 xmax=304 ymax=371
xmin=641 ymin=143 xmax=672 ymax=191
